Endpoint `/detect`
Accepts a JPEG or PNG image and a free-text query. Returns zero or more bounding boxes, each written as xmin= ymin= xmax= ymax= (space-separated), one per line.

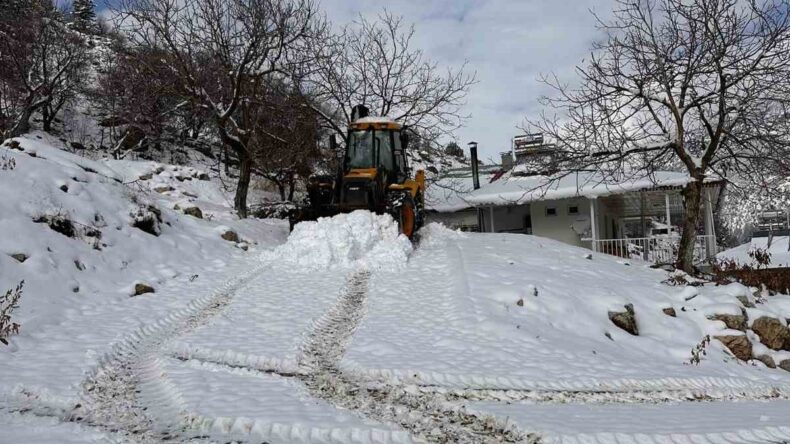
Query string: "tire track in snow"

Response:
xmin=70 ymin=262 xmax=270 ymax=442
xmin=297 ymin=268 xmax=539 ymax=444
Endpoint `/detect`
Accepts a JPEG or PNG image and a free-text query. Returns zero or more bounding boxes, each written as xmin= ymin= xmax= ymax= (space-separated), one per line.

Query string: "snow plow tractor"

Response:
xmin=290 ymin=105 xmax=426 ymax=239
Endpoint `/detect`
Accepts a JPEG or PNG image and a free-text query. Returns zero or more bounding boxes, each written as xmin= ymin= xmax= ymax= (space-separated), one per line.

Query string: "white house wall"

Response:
xmin=529 ymin=198 xmax=594 ymax=248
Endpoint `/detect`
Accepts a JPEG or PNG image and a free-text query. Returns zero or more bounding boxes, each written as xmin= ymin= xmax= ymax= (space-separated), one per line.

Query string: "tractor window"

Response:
xmin=347 ymin=130 xmax=374 ymax=168
xmin=393 ymin=132 xmax=407 ymax=179
xmin=375 ymin=131 xmax=394 ymax=171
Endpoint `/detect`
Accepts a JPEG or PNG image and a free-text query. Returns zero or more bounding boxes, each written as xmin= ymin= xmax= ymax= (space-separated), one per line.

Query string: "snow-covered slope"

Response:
xmin=344 ymin=228 xmax=790 ymax=387
xmin=0 ymin=134 xmax=287 ymax=398
xmin=718 ymin=235 xmax=790 ymax=268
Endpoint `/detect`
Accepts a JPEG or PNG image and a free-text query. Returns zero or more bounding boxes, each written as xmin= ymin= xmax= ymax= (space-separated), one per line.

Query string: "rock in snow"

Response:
xmin=608 ymin=303 xmax=639 ymax=336
xmin=708 ymin=312 xmax=747 ymax=331
xmin=751 ymin=316 xmax=790 ymax=351
xmin=715 ymin=334 xmax=752 ymax=361
xmin=132 ymin=283 xmax=155 ymax=296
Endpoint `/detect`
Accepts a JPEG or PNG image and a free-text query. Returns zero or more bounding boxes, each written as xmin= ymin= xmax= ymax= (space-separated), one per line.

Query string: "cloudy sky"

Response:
xmin=101 ymin=0 xmax=616 ymax=160
xmin=318 ymin=0 xmax=616 ymax=160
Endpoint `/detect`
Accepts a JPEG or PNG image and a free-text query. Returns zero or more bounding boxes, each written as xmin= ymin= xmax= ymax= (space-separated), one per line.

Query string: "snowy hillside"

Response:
xmin=0 ymin=133 xmax=287 ymax=350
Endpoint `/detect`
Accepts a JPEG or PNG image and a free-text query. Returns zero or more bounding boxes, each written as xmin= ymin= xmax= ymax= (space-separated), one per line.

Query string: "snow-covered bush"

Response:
xmin=0 ymin=153 xmax=15 ymax=171
xmin=129 ymin=204 xmax=162 ymax=236
xmin=0 ymin=281 xmax=23 ymax=345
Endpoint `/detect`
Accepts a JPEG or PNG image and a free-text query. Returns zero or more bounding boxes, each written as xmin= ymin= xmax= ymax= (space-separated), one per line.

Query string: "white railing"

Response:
xmin=590 ymin=235 xmax=716 ymax=264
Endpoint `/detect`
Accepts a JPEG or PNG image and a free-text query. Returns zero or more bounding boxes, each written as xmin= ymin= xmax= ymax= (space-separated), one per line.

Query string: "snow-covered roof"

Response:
xmin=352 ymin=116 xmax=399 ymax=125
xmin=467 ymin=170 xmax=721 ymax=207
xmin=430 ymin=169 xmax=721 ymax=211
xmin=425 ymin=166 xmax=502 ymax=213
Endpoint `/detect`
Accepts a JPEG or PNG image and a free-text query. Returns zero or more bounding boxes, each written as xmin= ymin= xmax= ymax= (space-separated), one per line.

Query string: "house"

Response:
xmin=425 ymin=164 xmax=501 ymax=231
xmin=427 ymin=164 xmax=725 ymax=264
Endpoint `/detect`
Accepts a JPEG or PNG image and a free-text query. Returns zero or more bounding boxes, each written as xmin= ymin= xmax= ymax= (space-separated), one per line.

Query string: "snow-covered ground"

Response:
xmin=3 ymin=136 xmax=790 ymax=443
xmin=718 ymin=236 xmax=790 ymax=268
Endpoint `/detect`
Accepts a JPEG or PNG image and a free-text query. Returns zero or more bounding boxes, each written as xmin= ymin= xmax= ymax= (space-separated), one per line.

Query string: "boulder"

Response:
xmin=751 ymin=316 xmax=790 ymax=351
xmin=221 ymin=230 xmax=240 ymax=243
xmin=154 ymin=185 xmax=174 ymax=194
xmin=736 ymin=295 xmax=755 ymax=308
xmin=755 ymin=354 xmax=776 ymax=369
xmin=780 ymin=359 xmax=790 ymax=372
xmin=138 ymin=173 xmax=153 ymax=181
xmin=707 ymin=313 xmax=747 ymax=331
xmin=10 ymin=253 xmax=27 ymax=263
xmin=715 ymin=334 xmax=752 ymax=361
xmin=662 ymin=307 xmax=676 ymax=317
xmin=198 ymin=172 xmax=210 ymax=181
xmin=182 ymin=206 xmax=203 ymax=219
xmin=133 ymin=283 xmax=155 ymax=296
xmin=608 ymin=303 xmax=638 ymax=336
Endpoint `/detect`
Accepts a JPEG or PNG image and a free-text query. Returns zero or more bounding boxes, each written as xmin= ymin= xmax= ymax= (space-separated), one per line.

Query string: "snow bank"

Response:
xmin=270 ymin=211 xmax=412 ymax=271
xmin=717 ymin=236 xmax=790 ymax=268
xmin=416 ymin=222 xmax=465 ymax=249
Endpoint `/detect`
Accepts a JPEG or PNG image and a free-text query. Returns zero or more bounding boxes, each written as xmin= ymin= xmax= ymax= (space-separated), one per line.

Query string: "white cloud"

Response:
xmin=319 ymin=0 xmax=616 ymax=161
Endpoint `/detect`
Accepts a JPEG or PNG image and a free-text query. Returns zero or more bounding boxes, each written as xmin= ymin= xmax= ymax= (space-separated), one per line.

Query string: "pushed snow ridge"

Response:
xmin=268 ymin=210 xmax=413 ymax=271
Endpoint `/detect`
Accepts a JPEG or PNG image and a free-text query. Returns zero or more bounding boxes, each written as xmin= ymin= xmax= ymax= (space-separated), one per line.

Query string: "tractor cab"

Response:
xmin=292 ymin=105 xmax=426 ymax=239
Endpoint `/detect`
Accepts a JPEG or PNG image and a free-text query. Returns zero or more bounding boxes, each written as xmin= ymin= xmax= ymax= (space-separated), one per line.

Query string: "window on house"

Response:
xmin=568 ymin=205 xmax=579 ymax=215
xmin=546 ymin=206 xmax=557 ymax=216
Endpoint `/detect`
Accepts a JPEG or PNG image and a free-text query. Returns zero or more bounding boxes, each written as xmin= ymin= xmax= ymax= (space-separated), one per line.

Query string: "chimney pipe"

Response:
xmin=469 ymin=141 xmax=480 ymax=190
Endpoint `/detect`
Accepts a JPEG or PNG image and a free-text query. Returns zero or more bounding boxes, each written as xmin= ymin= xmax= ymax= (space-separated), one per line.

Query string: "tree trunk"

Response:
xmin=677 ymin=180 xmax=704 ymax=273
xmin=277 ymin=182 xmax=286 ymax=201
xmin=235 ymin=151 xmax=252 ymax=218
xmin=287 ymin=178 xmax=295 ymax=202
xmin=8 ymin=106 xmax=34 ymax=138
xmin=42 ymin=107 xmax=52 ymax=132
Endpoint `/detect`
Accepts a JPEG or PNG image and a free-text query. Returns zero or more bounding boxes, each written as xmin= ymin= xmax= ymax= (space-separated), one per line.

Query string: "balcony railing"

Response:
xmin=590 ymin=235 xmax=717 ymax=264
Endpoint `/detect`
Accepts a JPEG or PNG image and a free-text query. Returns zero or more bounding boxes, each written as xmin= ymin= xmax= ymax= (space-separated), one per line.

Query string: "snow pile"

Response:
xmin=271 ymin=211 xmax=412 ymax=270
xmin=416 ymin=222 xmax=466 ymax=249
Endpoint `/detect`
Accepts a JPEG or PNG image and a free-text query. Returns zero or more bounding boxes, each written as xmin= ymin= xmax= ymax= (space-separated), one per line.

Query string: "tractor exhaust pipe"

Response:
xmin=469 ymin=141 xmax=480 ymax=190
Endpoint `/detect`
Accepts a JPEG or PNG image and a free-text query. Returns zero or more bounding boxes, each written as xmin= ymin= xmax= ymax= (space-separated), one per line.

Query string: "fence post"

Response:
xmin=589 ymin=198 xmax=598 ymax=252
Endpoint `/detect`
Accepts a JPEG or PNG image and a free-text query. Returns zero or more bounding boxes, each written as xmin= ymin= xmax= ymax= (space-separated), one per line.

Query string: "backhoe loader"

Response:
xmin=290 ymin=105 xmax=426 ymax=239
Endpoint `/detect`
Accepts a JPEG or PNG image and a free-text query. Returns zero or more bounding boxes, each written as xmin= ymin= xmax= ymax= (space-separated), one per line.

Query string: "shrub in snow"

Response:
xmin=33 ymin=213 xmax=75 ymax=238
xmin=688 ymin=335 xmax=711 ymax=365
xmin=711 ymin=251 xmax=790 ymax=294
xmin=130 ymin=205 xmax=162 ymax=236
xmin=1 ymin=153 xmax=15 ymax=170
xmin=32 ymin=212 xmax=103 ymax=249
xmin=0 ymin=281 xmax=23 ymax=345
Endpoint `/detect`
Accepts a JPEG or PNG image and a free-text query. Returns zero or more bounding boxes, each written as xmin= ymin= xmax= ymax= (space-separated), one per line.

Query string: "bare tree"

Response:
xmin=529 ymin=0 xmax=790 ymax=272
xmin=93 ymin=40 xmax=183 ymax=159
xmin=250 ymin=83 xmax=323 ymax=201
xmin=0 ymin=1 xmax=88 ymax=138
xmin=113 ymin=0 xmax=323 ymax=218
xmin=307 ymin=11 xmax=476 ymax=153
